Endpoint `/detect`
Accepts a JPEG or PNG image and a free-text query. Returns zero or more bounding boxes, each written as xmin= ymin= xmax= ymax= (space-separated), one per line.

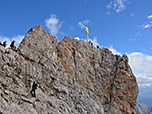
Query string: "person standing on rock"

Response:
xmin=97 ymin=45 xmax=100 ymax=48
xmin=89 ymin=41 xmax=91 ymax=44
xmin=31 ymin=81 xmax=38 ymax=97
xmin=0 ymin=41 xmax=2 ymax=46
xmin=10 ymin=40 xmax=15 ymax=50
xmin=2 ymin=41 xmax=7 ymax=48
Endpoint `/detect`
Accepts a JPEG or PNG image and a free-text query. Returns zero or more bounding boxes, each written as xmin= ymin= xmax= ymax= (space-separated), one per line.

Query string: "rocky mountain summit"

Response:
xmin=0 ymin=25 xmax=139 ymax=114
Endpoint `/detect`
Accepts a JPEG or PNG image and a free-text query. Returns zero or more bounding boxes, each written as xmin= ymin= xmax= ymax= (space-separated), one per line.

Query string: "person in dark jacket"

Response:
xmin=0 ymin=42 xmax=2 ymax=46
xmin=31 ymin=81 xmax=38 ymax=97
xmin=97 ymin=45 xmax=100 ymax=48
xmin=2 ymin=41 xmax=7 ymax=47
xmin=10 ymin=40 xmax=15 ymax=50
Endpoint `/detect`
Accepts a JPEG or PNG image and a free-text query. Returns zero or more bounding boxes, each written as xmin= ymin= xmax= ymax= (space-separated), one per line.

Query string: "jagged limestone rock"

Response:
xmin=0 ymin=25 xmax=139 ymax=114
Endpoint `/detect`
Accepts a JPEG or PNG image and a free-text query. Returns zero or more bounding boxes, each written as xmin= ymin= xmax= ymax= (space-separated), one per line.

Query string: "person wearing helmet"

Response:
xmin=2 ymin=41 xmax=7 ymax=47
xmin=10 ymin=40 xmax=15 ymax=50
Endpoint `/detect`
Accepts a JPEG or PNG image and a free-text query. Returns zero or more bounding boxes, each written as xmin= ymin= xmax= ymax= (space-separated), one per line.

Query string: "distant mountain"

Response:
xmin=135 ymin=102 xmax=152 ymax=114
xmin=138 ymin=96 xmax=152 ymax=106
xmin=137 ymin=87 xmax=152 ymax=106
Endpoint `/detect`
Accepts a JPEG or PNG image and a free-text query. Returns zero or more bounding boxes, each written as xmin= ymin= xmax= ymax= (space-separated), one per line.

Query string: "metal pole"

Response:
xmin=86 ymin=33 xmax=88 ymax=42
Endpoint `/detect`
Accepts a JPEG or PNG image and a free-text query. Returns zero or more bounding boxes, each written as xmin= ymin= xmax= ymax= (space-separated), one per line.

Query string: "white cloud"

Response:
xmin=142 ymin=14 xmax=152 ymax=29
xmin=143 ymin=24 xmax=151 ymax=29
xmin=128 ymin=52 xmax=152 ymax=74
xmin=45 ymin=14 xmax=62 ymax=36
xmin=147 ymin=15 xmax=152 ymax=19
xmin=75 ymin=37 xmax=80 ymax=40
xmin=138 ymin=83 xmax=152 ymax=88
xmin=0 ymin=35 xmax=24 ymax=48
xmin=109 ymin=46 xmax=121 ymax=55
xmin=128 ymin=52 xmax=152 ymax=88
xmin=106 ymin=0 xmax=128 ymax=13
xmin=78 ymin=20 xmax=90 ymax=29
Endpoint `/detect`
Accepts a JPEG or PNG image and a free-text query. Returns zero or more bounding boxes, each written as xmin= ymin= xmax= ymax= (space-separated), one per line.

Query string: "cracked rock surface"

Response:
xmin=0 ymin=25 xmax=139 ymax=114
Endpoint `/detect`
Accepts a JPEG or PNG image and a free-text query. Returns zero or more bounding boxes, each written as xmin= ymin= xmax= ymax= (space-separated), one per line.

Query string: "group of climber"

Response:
xmin=89 ymin=41 xmax=100 ymax=49
xmin=0 ymin=40 xmax=16 ymax=50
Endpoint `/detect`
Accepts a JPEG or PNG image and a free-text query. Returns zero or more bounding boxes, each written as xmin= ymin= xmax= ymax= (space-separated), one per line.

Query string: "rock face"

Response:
xmin=0 ymin=25 xmax=139 ymax=114
xmin=135 ymin=102 xmax=152 ymax=114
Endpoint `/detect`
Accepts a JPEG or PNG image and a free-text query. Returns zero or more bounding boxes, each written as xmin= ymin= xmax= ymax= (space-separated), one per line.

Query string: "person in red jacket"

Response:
xmin=89 ymin=41 xmax=91 ymax=44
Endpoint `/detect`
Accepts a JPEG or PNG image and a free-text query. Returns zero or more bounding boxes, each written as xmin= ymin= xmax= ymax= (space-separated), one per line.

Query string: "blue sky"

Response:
xmin=0 ymin=0 xmax=152 ymax=103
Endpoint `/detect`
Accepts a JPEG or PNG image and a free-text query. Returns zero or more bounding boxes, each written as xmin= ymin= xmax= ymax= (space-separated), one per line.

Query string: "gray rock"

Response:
xmin=0 ymin=25 xmax=139 ymax=114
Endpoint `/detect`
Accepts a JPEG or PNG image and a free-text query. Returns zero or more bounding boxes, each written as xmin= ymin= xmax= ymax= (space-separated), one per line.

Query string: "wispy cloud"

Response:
xmin=130 ymin=13 xmax=134 ymax=17
xmin=138 ymin=83 xmax=152 ymax=88
xmin=0 ymin=35 xmax=24 ymax=48
xmin=45 ymin=14 xmax=62 ymax=36
xmin=143 ymin=24 xmax=151 ymax=29
xmin=147 ymin=15 xmax=152 ymax=19
xmin=142 ymin=14 xmax=152 ymax=29
xmin=106 ymin=1 xmax=113 ymax=9
xmin=78 ymin=19 xmax=90 ymax=29
xmin=106 ymin=0 xmax=128 ymax=13
xmin=129 ymin=38 xmax=136 ymax=41
xmin=109 ymin=46 xmax=121 ymax=55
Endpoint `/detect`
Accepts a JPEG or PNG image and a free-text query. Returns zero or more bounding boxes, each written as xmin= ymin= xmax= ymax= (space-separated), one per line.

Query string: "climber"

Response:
xmin=91 ymin=42 xmax=93 ymax=46
xmin=89 ymin=41 xmax=91 ymax=44
xmin=97 ymin=45 xmax=100 ymax=48
xmin=10 ymin=40 xmax=15 ymax=50
xmin=31 ymin=81 xmax=38 ymax=97
xmin=2 ymin=41 xmax=7 ymax=48
xmin=0 ymin=42 xmax=2 ymax=46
